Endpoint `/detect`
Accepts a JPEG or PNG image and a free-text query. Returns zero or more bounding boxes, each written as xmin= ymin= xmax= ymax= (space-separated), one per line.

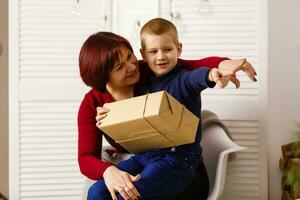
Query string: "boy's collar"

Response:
xmin=150 ymin=63 xmax=183 ymax=81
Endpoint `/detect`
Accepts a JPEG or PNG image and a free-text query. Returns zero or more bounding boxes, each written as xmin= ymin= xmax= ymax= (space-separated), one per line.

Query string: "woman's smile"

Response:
xmin=126 ymin=70 xmax=138 ymax=80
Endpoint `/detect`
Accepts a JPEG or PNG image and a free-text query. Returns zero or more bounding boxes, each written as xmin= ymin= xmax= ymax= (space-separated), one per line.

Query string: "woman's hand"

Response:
xmin=103 ymin=166 xmax=141 ymax=200
xmin=96 ymin=107 xmax=110 ymax=128
xmin=218 ymin=58 xmax=257 ymax=88
xmin=208 ymin=68 xmax=232 ymax=89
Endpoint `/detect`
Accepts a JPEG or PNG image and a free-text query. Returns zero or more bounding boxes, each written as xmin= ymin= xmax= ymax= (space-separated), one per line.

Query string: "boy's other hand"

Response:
xmin=208 ymin=68 xmax=232 ymax=89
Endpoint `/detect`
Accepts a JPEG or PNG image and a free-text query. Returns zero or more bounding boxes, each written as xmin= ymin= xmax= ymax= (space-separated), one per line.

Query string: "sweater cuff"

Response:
xmin=205 ymin=69 xmax=216 ymax=88
xmin=98 ymin=161 xmax=114 ymax=179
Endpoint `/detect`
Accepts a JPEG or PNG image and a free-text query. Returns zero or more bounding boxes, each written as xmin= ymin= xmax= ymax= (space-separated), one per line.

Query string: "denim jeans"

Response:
xmin=87 ymin=150 xmax=199 ymax=200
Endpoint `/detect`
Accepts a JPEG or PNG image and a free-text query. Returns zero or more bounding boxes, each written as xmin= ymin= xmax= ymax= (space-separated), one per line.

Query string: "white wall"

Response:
xmin=0 ymin=0 xmax=9 ymax=197
xmin=268 ymin=0 xmax=300 ymax=199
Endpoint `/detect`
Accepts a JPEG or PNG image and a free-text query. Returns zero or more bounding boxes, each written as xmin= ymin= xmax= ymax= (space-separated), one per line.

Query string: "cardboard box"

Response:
xmin=99 ymin=91 xmax=199 ymax=153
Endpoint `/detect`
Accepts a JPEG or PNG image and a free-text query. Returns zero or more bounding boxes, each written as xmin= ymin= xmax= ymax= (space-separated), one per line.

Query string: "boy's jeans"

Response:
xmin=88 ymin=150 xmax=198 ymax=200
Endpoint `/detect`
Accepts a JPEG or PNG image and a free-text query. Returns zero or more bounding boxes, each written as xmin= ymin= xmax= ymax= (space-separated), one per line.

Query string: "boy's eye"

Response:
xmin=166 ymin=48 xmax=172 ymax=52
xmin=148 ymin=50 xmax=157 ymax=54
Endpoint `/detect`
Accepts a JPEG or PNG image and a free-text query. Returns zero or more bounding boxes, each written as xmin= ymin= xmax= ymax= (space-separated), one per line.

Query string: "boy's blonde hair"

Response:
xmin=140 ymin=18 xmax=179 ymax=49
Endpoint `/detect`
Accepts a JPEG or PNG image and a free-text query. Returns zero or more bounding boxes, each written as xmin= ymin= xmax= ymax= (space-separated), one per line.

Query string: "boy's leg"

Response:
xmin=88 ymin=156 xmax=144 ymax=200
xmin=117 ymin=155 xmax=144 ymax=175
xmin=87 ymin=179 xmax=111 ymax=200
xmin=124 ymin=153 xmax=198 ymax=200
xmin=162 ymin=159 xmax=209 ymax=200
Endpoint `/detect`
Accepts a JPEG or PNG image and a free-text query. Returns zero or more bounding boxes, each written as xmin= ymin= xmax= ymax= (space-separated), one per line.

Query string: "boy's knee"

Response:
xmin=87 ymin=180 xmax=108 ymax=200
xmin=87 ymin=184 xmax=97 ymax=200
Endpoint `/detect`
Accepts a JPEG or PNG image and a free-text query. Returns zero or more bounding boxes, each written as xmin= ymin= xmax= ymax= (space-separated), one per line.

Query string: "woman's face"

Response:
xmin=107 ymin=46 xmax=140 ymax=89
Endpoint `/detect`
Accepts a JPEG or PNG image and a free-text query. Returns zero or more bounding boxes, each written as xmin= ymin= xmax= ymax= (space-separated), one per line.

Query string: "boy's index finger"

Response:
xmin=220 ymin=70 xmax=233 ymax=77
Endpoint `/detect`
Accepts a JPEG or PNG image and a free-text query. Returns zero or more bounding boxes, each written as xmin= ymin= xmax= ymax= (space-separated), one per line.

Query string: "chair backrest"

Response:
xmin=200 ymin=125 xmax=246 ymax=200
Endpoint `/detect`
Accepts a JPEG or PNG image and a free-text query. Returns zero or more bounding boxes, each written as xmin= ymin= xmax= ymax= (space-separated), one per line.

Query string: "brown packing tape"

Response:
xmin=143 ymin=92 xmax=183 ymax=134
xmin=116 ymin=129 xmax=158 ymax=140
xmin=165 ymin=92 xmax=183 ymax=117
xmin=164 ymin=92 xmax=184 ymax=131
xmin=114 ymin=92 xmax=179 ymax=152
xmin=100 ymin=95 xmax=153 ymax=141
xmin=143 ymin=91 xmax=198 ymax=146
xmin=142 ymin=93 xmax=176 ymax=146
xmin=164 ymin=108 xmax=199 ymax=145
xmin=165 ymin=91 xmax=175 ymax=114
xmin=101 ymin=119 xmax=158 ymax=142
xmin=117 ymin=133 xmax=174 ymax=153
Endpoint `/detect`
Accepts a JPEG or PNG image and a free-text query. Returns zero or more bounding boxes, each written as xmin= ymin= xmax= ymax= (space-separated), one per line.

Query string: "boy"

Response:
xmin=136 ymin=17 xmax=230 ymax=198
xmin=93 ymin=18 xmax=231 ymax=200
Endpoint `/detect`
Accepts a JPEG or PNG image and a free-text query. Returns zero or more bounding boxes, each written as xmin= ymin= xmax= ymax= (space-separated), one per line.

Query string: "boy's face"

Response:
xmin=140 ymin=33 xmax=182 ymax=77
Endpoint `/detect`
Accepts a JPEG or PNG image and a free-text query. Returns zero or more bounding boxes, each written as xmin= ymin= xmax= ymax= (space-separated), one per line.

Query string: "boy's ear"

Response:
xmin=140 ymin=48 xmax=146 ymax=61
xmin=177 ymin=43 xmax=182 ymax=57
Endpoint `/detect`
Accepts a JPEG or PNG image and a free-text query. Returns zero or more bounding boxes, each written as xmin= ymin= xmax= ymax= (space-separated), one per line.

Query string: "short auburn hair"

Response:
xmin=79 ymin=32 xmax=133 ymax=92
xmin=140 ymin=18 xmax=179 ymax=49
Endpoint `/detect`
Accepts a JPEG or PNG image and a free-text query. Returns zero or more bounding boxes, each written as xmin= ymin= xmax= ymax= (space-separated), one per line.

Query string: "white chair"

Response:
xmin=81 ymin=119 xmax=246 ymax=200
xmin=201 ymin=125 xmax=246 ymax=200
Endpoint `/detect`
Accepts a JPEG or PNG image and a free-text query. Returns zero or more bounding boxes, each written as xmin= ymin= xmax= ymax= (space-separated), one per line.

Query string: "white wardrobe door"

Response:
xmin=10 ymin=0 xmax=111 ymax=199
xmin=112 ymin=0 xmax=160 ymax=59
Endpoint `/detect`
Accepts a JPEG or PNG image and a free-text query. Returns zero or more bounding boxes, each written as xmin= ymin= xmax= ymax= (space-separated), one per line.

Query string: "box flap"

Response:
xmin=101 ymin=95 xmax=146 ymax=126
xmin=144 ymin=91 xmax=183 ymax=134
xmin=164 ymin=108 xmax=199 ymax=145
xmin=165 ymin=92 xmax=181 ymax=115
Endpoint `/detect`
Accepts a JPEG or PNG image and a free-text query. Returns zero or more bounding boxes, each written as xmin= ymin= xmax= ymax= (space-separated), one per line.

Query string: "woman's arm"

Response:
xmin=77 ymin=93 xmax=113 ymax=180
xmin=178 ymin=57 xmax=257 ymax=88
xmin=78 ymin=91 xmax=141 ymax=200
xmin=178 ymin=56 xmax=229 ymax=70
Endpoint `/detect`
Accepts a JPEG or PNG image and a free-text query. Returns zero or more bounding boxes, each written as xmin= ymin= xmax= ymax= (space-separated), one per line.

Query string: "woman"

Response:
xmin=78 ymin=32 xmax=256 ymax=200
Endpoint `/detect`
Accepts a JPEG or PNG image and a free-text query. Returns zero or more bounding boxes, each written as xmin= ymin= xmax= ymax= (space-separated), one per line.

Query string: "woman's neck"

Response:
xmin=106 ymin=84 xmax=134 ymax=101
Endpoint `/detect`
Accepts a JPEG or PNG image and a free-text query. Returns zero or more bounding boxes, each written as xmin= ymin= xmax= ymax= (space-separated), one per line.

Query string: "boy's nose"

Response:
xmin=157 ymin=51 xmax=166 ymax=61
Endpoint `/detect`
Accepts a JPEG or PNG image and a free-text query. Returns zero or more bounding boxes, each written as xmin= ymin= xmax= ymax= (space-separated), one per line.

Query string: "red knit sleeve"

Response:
xmin=77 ymin=93 xmax=113 ymax=180
xmin=178 ymin=56 xmax=229 ymax=70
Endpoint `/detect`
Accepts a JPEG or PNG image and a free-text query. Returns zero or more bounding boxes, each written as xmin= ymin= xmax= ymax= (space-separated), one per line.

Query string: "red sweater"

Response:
xmin=77 ymin=56 xmax=228 ymax=180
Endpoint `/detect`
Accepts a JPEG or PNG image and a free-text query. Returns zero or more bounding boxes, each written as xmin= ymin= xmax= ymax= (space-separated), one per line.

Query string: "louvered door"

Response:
xmin=112 ymin=0 xmax=160 ymax=59
xmin=10 ymin=0 xmax=111 ymax=199
xmin=162 ymin=0 xmax=266 ymax=199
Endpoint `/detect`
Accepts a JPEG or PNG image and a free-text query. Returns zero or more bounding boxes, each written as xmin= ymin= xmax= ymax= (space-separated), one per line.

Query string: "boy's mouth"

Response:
xmin=156 ymin=63 xmax=168 ymax=67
